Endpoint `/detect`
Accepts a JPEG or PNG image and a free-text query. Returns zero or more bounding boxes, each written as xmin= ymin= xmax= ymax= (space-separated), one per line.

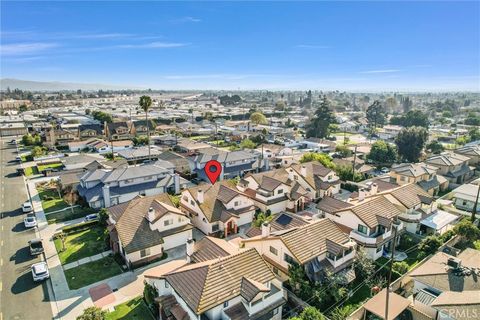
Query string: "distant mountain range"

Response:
xmin=0 ymin=78 xmax=145 ymax=91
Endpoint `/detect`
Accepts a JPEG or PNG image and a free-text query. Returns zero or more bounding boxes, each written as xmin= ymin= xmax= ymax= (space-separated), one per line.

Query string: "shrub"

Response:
xmin=62 ymin=220 xmax=99 ymax=234
xmin=392 ymin=261 xmax=409 ymax=275
xmin=418 ymin=235 xmax=442 ymax=255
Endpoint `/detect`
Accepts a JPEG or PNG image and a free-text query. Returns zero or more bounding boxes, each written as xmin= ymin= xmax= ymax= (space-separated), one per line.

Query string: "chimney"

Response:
xmin=102 ymin=185 xmax=111 ymax=207
xmin=370 ymin=183 xmax=378 ymax=195
xmin=300 ymin=165 xmax=307 ymax=177
xmin=147 ymin=207 xmax=155 ymax=223
xmin=197 ymin=189 xmax=204 ymax=204
xmin=186 ymin=238 xmax=195 ymax=263
xmin=262 ymin=222 xmax=270 ymax=238
xmin=288 ymin=169 xmax=294 ymax=181
xmin=174 ymin=173 xmax=180 ymax=194
xmin=358 ymin=188 xmax=366 ymax=201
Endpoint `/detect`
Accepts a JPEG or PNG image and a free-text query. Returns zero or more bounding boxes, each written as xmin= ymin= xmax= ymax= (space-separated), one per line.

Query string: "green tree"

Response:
xmin=143 ymin=281 xmax=159 ymax=316
xmin=392 ymin=261 xmax=409 ymax=275
xmin=30 ymin=146 xmax=45 ymax=158
xmin=18 ymin=104 xmax=28 ymax=113
xmin=335 ymin=165 xmax=363 ymax=182
xmin=454 ymin=219 xmax=480 ymax=243
xmin=366 ymin=100 xmax=386 ymax=134
xmin=468 ymin=128 xmax=480 ymax=142
xmin=385 ymin=96 xmax=397 ymax=112
xmin=290 ymin=307 xmax=326 ymax=320
xmin=390 ymin=110 xmax=429 ymax=128
xmin=300 ymin=152 xmax=335 ymax=169
xmin=418 ymin=235 xmax=442 ymax=255
xmin=250 ymin=112 xmax=268 ymax=125
xmin=366 ymin=140 xmax=397 ymax=165
xmin=426 ymin=140 xmax=444 ymax=155
xmin=98 ymin=208 xmax=109 ymax=226
xmin=76 ymin=307 xmax=106 ymax=320
xmin=330 ymin=305 xmax=357 ymax=320
xmin=85 ymin=108 xmax=91 ymax=115
xmin=253 ymin=212 xmax=273 ymax=227
xmin=139 ymin=95 xmax=153 ymax=161
xmin=335 ymin=145 xmax=352 ymax=158
xmin=239 ymin=138 xmax=257 ymax=149
xmin=306 ymin=95 xmax=336 ymax=139
xmin=395 ymin=126 xmax=428 ymax=162
xmin=355 ymin=248 xmax=375 ymax=279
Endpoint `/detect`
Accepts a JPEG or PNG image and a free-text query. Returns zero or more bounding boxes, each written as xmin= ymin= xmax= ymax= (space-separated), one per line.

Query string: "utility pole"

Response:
xmin=385 ymin=225 xmax=398 ymax=320
xmin=352 ymin=145 xmax=358 ymax=178
xmin=471 ymin=182 xmax=479 ymax=223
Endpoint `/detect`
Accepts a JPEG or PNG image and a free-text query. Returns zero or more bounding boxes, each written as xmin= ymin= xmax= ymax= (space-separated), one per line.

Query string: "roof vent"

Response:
xmin=147 ymin=207 xmax=155 ymax=223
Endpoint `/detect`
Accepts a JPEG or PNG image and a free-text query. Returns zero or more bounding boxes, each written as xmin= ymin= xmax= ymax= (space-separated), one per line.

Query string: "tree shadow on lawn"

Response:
xmin=58 ymin=227 xmax=108 ymax=264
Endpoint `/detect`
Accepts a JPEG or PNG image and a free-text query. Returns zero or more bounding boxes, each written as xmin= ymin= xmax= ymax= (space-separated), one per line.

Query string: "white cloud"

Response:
xmin=1 ymin=42 xmax=58 ymax=55
xmin=115 ymin=42 xmax=189 ymax=49
xmin=359 ymin=69 xmax=401 ymax=74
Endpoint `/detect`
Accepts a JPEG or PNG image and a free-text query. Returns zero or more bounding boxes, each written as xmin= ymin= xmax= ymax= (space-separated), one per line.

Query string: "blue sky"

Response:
xmin=1 ymin=1 xmax=479 ymax=91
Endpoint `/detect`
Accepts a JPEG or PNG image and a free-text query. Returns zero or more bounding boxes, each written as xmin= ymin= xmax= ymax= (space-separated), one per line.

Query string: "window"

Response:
xmin=183 ymin=196 xmax=188 ymax=202
xmin=164 ymin=219 xmax=173 ymax=226
xmin=190 ymin=200 xmax=195 ymax=206
xmin=234 ymin=201 xmax=239 ymax=207
xmin=277 ymin=189 xmax=284 ymax=195
xmin=212 ymin=224 xmax=219 ymax=232
xmin=462 ymin=200 xmax=468 ymax=206
xmin=165 ymin=282 xmax=169 ymax=288
xmin=273 ymin=267 xmax=279 ymax=275
xmin=376 ymin=245 xmax=383 ymax=253
xmin=140 ymin=248 xmax=151 ymax=258
xmin=328 ymin=175 xmax=332 ymax=180
xmin=269 ymin=246 xmax=278 ymax=255
xmin=294 ymin=175 xmax=298 ymax=181
xmin=223 ymin=301 xmax=229 ymax=308
xmin=273 ymin=308 xmax=279 ymax=315
xmin=358 ymin=225 xmax=368 ymax=234
xmin=284 ymin=253 xmax=296 ymax=265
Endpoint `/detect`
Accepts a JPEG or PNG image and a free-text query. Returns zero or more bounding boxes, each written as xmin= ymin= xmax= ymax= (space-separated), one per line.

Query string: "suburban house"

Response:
xmin=107 ymin=193 xmax=193 ymax=268
xmin=77 ymin=124 xmax=103 ymax=139
xmin=301 ymin=137 xmax=335 ymax=152
xmin=180 ymin=181 xmax=256 ymax=236
xmin=92 ymin=139 xmax=134 ymax=154
xmin=77 ymin=161 xmax=185 ymax=208
xmin=389 ymin=163 xmax=449 ymax=195
xmin=60 ymin=154 xmax=105 ymax=170
xmin=242 ymin=218 xmax=356 ymax=283
xmin=187 ymin=236 xmax=240 ymax=263
xmin=144 ymin=248 xmax=286 ymax=320
xmin=45 ymin=128 xmax=78 ymax=147
xmin=157 ymin=151 xmax=192 ymax=175
xmin=318 ymin=195 xmax=404 ymax=260
xmin=450 ymin=182 xmax=480 ymax=214
xmin=256 ymin=144 xmax=293 ymax=168
xmin=174 ymin=138 xmax=211 ymax=154
xmin=289 ymin=162 xmax=341 ymax=199
xmin=407 ymin=248 xmax=480 ymax=320
xmin=117 ymin=146 xmax=162 ymax=163
xmin=237 ymin=168 xmax=310 ymax=215
xmin=333 ymin=157 xmax=375 ymax=177
xmin=104 ymin=121 xmax=136 ymax=141
xmin=133 ymin=119 xmax=156 ymax=136
xmin=377 ymin=124 xmax=403 ymax=140
xmin=425 ymin=152 xmax=474 ymax=186
xmin=454 ymin=145 xmax=480 ymax=166
xmin=190 ymin=147 xmax=261 ymax=181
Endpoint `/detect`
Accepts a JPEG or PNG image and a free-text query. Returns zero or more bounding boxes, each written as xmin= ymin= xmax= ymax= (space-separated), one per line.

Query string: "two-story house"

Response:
xmin=289 ymin=162 xmax=341 ymax=199
xmin=77 ymin=124 xmax=103 ymax=140
xmin=237 ymin=168 xmax=310 ymax=214
xmin=425 ymin=152 xmax=474 ymax=186
xmin=242 ymin=218 xmax=356 ymax=283
xmin=454 ymin=145 xmax=480 ymax=166
xmin=107 ymin=193 xmax=193 ymax=268
xmin=256 ymin=144 xmax=293 ymax=168
xmin=45 ymin=127 xmax=78 ymax=147
xmin=104 ymin=121 xmax=136 ymax=141
xmin=318 ymin=195 xmax=404 ymax=260
xmin=78 ymin=161 xmax=186 ymax=208
xmin=180 ymin=181 xmax=256 ymax=237
xmin=133 ymin=119 xmax=156 ymax=136
xmin=390 ymin=163 xmax=449 ymax=195
xmin=144 ymin=248 xmax=286 ymax=320
xmin=377 ymin=125 xmax=404 ymax=140
xmin=190 ymin=147 xmax=261 ymax=181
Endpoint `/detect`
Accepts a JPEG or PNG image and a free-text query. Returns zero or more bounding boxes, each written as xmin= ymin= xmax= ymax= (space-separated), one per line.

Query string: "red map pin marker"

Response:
xmin=205 ymin=160 xmax=222 ymax=184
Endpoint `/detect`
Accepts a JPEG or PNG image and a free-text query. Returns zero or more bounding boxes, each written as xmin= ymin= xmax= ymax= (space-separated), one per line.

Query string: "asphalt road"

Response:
xmin=0 ymin=137 xmax=54 ymax=320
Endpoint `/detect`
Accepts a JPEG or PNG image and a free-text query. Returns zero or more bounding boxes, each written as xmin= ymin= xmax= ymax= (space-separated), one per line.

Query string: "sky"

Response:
xmin=1 ymin=1 xmax=479 ymax=91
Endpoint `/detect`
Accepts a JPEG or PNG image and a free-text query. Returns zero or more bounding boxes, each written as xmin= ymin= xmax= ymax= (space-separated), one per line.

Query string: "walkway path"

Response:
xmin=63 ymin=250 xmax=113 ymax=270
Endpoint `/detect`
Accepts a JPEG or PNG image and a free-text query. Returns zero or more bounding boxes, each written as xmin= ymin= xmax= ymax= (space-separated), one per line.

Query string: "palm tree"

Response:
xmin=139 ymin=95 xmax=153 ymax=161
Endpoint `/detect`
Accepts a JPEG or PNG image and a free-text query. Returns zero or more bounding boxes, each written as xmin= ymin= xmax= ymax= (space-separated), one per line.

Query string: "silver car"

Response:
xmin=31 ymin=262 xmax=49 ymax=282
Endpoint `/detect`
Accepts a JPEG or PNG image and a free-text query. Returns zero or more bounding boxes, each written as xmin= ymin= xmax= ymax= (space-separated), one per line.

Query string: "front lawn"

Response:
xmin=106 ymin=297 xmax=154 ymax=320
xmin=54 ymin=225 xmax=108 ymax=264
xmin=64 ymin=256 xmax=123 ymax=290
xmin=24 ymin=166 xmax=39 ymax=176
xmin=46 ymin=207 xmax=96 ymax=224
xmin=38 ymin=187 xmax=69 ymax=213
xmin=37 ymin=162 xmax=64 ymax=172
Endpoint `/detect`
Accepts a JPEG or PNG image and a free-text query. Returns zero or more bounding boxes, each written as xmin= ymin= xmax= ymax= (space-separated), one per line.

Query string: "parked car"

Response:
xmin=31 ymin=262 xmax=50 ymax=282
xmin=24 ymin=213 xmax=37 ymax=228
xmin=9 ymin=139 xmax=17 ymax=145
xmin=15 ymin=156 xmax=22 ymax=163
xmin=84 ymin=214 xmax=99 ymax=222
xmin=380 ymin=167 xmax=390 ymax=174
xmin=28 ymin=239 xmax=44 ymax=255
xmin=22 ymin=201 xmax=33 ymax=213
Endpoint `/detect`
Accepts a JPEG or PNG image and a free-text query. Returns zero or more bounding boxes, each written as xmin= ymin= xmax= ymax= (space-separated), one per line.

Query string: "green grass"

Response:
xmin=64 ymin=256 xmax=123 ymax=290
xmin=106 ymin=297 xmax=153 ymax=320
xmin=37 ymin=163 xmax=63 ymax=172
xmin=38 ymin=188 xmax=69 ymax=213
xmin=24 ymin=166 xmax=39 ymax=176
xmin=54 ymin=225 xmax=108 ymax=264
xmin=46 ymin=207 xmax=96 ymax=224
xmin=190 ymin=135 xmax=210 ymax=141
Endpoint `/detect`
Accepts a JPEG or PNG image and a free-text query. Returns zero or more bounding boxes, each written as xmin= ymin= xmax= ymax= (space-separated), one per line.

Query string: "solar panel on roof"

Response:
xmin=276 ymin=214 xmax=292 ymax=226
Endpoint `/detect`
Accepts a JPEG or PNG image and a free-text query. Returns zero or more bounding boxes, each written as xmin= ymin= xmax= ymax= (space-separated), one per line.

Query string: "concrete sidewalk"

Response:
xmin=26 ymin=178 xmax=188 ymax=319
xmin=63 ymin=250 xmax=113 ymax=270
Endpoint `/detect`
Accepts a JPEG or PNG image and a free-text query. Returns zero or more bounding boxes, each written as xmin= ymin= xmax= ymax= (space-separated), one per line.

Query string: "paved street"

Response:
xmin=0 ymin=137 xmax=54 ymax=320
